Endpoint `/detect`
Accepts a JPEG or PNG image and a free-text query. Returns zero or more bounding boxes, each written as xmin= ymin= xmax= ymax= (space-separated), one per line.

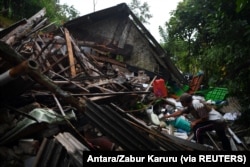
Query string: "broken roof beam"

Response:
xmin=85 ymin=79 xmax=129 ymax=93
xmin=49 ymin=70 xmax=89 ymax=93
xmin=34 ymin=35 xmax=71 ymax=77
xmin=42 ymin=54 xmax=67 ymax=74
xmin=34 ymin=41 xmax=55 ymax=73
xmin=31 ymin=91 xmax=150 ymax=98
xmin=0 ymin=41 xmax=86 ymax=113
xmin=61 ymin=28 xmax=102 ymax=77
xmin=1 ymin=8 xmax=47 ymax=46
xmin=83 ymin=52 xmax=106 ymax=73
xmin=64 ymin=28 xmax=76 ymax=77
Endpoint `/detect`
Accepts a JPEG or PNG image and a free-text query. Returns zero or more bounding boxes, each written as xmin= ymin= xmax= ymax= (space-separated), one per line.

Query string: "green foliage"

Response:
xmin=160 ymin=0 xmax=250 ymax=121
xmin=55 ymin=3 xmax=80 ymax=24
xmin=0 ymin=0 xmax=79 ymax=27
xmin=236 ymin=0 xmax=249 ymax=12
xmin=129 ymin=0 xmax=153 ymax=24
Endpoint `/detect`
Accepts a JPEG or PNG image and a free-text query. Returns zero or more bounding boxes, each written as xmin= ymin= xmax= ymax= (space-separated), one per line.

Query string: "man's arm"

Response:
xmin=164 ymin=109 xmax=184 ymax=118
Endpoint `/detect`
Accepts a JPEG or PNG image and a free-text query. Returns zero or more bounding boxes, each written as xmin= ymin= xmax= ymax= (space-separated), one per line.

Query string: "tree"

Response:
xmin=0 ymin=0 xmax=79 ymax=26
xmin=56 ymin=3 xmax=80 ymax=24
xmin=129 ymin=0 xmax=152 ymax=24
xmin=159 ymin=0 xmax=198 ymax=73
xmin=160 ymin=0 xmax=250 ymax=125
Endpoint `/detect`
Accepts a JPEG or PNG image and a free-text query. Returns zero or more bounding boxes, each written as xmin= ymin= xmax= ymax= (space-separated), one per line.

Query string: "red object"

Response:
xmin=153 ymin=78 xmax=167 ymax=97
xmin=188 ymin=75 xmax=203 ymax=94
xmin=88 ymin=136 xmax=115 ymax=151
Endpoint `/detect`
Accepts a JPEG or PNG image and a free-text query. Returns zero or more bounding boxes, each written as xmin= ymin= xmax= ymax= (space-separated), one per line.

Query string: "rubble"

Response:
xmin=0 ymin=3 xmax=249 ymax=167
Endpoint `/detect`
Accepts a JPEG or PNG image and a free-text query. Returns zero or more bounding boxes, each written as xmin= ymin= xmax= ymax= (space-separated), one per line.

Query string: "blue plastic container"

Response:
xmin=174 ymin=116 xmax=191 ymax=132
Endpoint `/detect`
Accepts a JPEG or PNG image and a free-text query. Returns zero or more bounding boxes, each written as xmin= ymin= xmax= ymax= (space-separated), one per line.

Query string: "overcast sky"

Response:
xmin=59 ymin=0 xmax=183 ymax=42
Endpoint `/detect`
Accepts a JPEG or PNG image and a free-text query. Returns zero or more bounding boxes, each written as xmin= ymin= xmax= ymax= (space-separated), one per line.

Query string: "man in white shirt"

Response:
xmin=164 ymin=93 xmax=231 ymax=151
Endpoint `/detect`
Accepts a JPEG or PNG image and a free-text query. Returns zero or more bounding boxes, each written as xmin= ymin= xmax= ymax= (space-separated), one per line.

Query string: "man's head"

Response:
xmin=179 ymin=93 xmax=192 ymax=107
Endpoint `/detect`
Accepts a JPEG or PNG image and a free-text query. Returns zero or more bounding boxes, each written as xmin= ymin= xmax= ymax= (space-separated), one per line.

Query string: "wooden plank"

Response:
xmin=64 ymin=28 xmax=76 ymax=77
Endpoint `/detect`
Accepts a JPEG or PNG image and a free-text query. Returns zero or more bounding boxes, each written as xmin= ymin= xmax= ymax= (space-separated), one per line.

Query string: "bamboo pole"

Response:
xmin=0 ymin=60 xmax=31 ymax=86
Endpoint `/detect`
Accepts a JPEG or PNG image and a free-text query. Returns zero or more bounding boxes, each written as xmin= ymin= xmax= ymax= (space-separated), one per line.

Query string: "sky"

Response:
xmin=59 ymin=0 xmax=183 ymax=42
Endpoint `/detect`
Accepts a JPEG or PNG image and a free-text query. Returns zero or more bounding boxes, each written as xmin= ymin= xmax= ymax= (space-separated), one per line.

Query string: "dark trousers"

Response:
xmin=193 ymin=120 xmax=232 ymax=151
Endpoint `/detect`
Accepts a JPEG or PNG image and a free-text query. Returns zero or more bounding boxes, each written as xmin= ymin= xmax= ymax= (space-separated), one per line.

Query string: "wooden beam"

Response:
xmin=64 ymin=28 xmax=76 ymax=77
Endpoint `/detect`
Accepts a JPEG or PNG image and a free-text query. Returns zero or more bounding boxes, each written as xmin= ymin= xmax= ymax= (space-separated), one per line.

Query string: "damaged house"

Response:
xmin=0 ymin=3 xmax=249 ymax=167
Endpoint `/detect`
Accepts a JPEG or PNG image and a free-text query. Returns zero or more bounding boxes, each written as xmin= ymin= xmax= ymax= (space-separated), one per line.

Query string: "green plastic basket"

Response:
xmin=205 ymin=87 xmax=228 ymax=101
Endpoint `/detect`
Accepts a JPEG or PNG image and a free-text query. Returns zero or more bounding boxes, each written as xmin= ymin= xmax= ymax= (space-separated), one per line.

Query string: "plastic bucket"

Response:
xmin=153 ymin=79 xmax=167 ymax=97
xmin=174 ymin=116 xmax=191 ymax=132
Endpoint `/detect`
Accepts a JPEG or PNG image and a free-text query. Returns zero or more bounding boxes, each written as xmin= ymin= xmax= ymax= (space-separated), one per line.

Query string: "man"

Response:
xmin=164 ymin=93 xmax=231 ymax=151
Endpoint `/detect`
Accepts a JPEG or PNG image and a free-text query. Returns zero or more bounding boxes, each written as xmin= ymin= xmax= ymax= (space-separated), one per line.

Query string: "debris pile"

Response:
xmin=0 ymin=3 xmax=249 ymax=167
